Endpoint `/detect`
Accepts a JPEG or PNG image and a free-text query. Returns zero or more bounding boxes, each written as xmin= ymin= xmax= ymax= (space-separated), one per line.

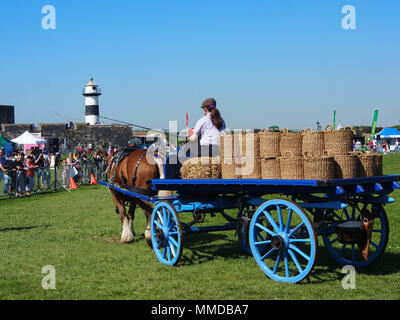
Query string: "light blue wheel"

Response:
xmin=249 ymin=199 xmax=317 ymax=283
xmin=151 ymin=201 xmax=183 ymax=266
xmin=322 ymin=203 xmax=389 ymax=268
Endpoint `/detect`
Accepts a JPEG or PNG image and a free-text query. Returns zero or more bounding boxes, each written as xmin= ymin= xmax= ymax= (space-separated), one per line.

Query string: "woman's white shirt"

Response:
xmin=193 ymin=113 xmax=226 ymax=146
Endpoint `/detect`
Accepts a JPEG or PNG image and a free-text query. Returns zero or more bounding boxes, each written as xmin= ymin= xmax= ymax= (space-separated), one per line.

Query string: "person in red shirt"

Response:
xmin=382 ymin=141 xmax=388 ymax=153
xmin=25 ymin=156 xmax=38 ymax=196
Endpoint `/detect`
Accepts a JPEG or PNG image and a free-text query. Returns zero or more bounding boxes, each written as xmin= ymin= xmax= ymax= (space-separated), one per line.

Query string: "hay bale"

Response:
xmin=302 ymin=128 xmax=325 ymax=157
xmin=280 ymin=129 xmax=302 ymax=156
xmin=261 ymin=157 xmax=280 ymax=179
xmin=358 ymin=152 xmax=381 ymax=177
xmin=219 ymin=132 xmax=243 ymax=161
xmin=180 ymin=157 xmax=221 ymax=179
xmin=219 ymin=133 xmax=233 ymax=160
xmin=259 ymin=130 xmax=281 ymax=157
xmin=238 ymin=130 xmax=260 ymax=158
xmin=221 ymin=158 xmax=242 ymax=179
xmin=280 ymin=152 xmax=304 ymax=180
xmin=333 ymin=153 xmax=359 ymax=179
xmin=303 ymin=155 xmax=335 ymax=180
xmin=240 ymin=156 xmax=261 ymax=179
xmin=324 ymin=125 xmax=354 ymax=155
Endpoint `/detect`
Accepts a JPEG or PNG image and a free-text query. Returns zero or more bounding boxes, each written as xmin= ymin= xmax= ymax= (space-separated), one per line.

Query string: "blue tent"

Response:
xmin=0 ymin=135 xmax=16 ymax=157
xmin=374 ymin=128 xmax=400 ymax=139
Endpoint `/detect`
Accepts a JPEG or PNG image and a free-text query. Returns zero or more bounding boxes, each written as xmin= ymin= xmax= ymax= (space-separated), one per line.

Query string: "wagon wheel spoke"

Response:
xmin=168 ymin=236 xmax=179 ymax=248
xmin=283 ymin=250 xmax=290 ymax=278
xmin=277 ymin=206 xmax=283 ymax=231
xmin=162 ymin=207 xmax=167 ymax=225
xmin=154 ymin=220 xmax=163 ymax=230
xmin=285 ymin=209 xmax=293 ymax=233
xmin=288 ymin=222 xmax=305 ymax=238
xmin=288 ymin=244 xmax=310 ymax=261
xmin=169 ymin=242 xmax=176 ymax=258
xmin=255 ymin=222 xmax=275 ymax=237
xmin=262 ymin=210 xmax=280 ymax=233
xmin=255 ymin=240 xmax=272 ymax=246
xmin=260 ymin=248 xmax=275 ymax=260
xmin=166 ymin=245 xmax=171 ymax=261
xmin=272 ymin=252 xmax=282 ymax=274
xmin=351 ymin=244 xmax=355 ymax=263
xmin=162 ymin=244 xmax=167 ymax=259
xmin=288 ymin=248 xmax=303 ymax=274
xmin=157 ymin=211 xmax=164 ymax=225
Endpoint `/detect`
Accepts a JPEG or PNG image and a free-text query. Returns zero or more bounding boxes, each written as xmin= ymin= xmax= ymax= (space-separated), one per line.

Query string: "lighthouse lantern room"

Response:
xmin=82 ymin=77 xmax=102 ymax=125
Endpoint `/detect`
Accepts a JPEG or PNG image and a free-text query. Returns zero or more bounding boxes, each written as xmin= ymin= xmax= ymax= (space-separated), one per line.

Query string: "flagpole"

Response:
xmin=186 ymin=112 xmax=189 ymax=139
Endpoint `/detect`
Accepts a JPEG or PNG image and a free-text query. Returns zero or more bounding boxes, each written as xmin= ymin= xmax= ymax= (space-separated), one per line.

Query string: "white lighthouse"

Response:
xmin=82 ymin=77 xmax=102 ymax=125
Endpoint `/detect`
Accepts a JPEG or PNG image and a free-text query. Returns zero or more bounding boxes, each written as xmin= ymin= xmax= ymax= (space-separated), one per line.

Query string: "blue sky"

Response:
xmin=0 ymin=0 xmax=399 ymax=130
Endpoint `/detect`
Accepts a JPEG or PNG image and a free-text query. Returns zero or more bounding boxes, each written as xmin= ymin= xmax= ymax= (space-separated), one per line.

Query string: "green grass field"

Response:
xmin=1 ymin=154 xmax=400 ymax=300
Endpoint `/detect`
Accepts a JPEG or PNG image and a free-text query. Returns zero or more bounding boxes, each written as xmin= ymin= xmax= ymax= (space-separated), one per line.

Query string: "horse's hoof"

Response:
xmin=120 ymin=237 xmax=134 ymax=244
xmin=145 ymin=239 xmax=153 ymax=249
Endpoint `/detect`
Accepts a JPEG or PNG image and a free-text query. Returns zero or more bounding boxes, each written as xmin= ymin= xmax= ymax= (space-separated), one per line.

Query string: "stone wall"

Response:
xmin=1 ymin=122 xmax=132 ymax=152
xmin=65 ymin=124 xmax=132 ymax=150
xmin=1 ymin=124 xmax=36 ymax=140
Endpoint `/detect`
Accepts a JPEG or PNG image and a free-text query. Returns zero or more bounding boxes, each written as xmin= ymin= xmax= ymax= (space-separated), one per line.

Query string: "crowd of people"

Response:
xmin=355 ymin=139 xmax=400 ymax=153
xmin=0 ymin=143 xmax=115 ymax=197
xmin=0 ymin=148 xmax=53 ymax=197
xmin=61 ymin=144 xmax=109 ymax=188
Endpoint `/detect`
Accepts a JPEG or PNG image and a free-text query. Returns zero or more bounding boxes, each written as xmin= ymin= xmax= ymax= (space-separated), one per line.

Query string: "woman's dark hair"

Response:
xmin=201 ymin=98 xmax=224 ymax=130
xmin=209 ymin=108 xmax=224 ymax=130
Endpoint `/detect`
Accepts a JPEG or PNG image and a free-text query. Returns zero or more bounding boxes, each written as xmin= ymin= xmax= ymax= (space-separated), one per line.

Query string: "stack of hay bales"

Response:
xmin=181 ymin=125 xmax=383 ymax=180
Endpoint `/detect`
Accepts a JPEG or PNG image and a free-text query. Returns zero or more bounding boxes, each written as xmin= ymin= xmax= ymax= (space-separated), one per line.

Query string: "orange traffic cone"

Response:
xmin=90 ymin=173 xmax=98 ymax=185
xmin=69 ymin=177 xmax=79 ymax=190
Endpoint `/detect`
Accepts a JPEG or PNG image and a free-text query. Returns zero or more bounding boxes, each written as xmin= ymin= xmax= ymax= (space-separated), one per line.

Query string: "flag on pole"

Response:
xmin=333 ymin=110 xmax=336 ymax=129
xmin=371 ymin=109 xmax=379 ymax=136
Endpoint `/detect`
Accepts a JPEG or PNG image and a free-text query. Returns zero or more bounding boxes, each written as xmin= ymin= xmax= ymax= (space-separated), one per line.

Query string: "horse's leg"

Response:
xmin=110 ymin=191 xmax=134 ymax=243
xmin=136 ymin=199 xmax=154 ymax=248
xmin=127 ymin=200 xmax=137 ymax=239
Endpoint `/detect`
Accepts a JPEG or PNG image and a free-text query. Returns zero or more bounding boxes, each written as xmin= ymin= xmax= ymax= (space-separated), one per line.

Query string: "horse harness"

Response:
xmin=109 ymin=147 xmax=157 ymax=197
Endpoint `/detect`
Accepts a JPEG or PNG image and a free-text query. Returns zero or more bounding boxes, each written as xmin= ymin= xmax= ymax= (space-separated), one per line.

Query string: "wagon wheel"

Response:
xmin=237 ymin=206 xmax=254 ymax=255
xmin=150 ymin=201 xmax=183 ymax=266
xmin=249 ymin=199 xmax=317 ymax=283
xmin=322 ymin=202 xmax=389 ymax=268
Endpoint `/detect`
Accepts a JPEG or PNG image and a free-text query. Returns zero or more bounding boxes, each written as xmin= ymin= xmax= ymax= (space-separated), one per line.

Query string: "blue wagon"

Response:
xmin=100 ymin=175 xmax=400 ymax=283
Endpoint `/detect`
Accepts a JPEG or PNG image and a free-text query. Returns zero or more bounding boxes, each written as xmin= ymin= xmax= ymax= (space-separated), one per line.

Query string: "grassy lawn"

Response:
xmin=1 ymin=154 xmax=400 ymax=300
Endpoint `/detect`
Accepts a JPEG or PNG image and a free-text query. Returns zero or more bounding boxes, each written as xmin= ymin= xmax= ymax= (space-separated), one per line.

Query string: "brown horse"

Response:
xmin=106 ymin=149 xmax=160 ymax=245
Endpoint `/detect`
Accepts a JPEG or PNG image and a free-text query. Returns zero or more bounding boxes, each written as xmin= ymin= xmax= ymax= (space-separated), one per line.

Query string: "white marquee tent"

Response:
xmin=11 ymin=131 xmax=47 ymax=145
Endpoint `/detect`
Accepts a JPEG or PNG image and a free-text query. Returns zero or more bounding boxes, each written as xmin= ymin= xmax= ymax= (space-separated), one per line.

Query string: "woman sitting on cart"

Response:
xmin=164 ymin=98 xmax=225 ymax=179
xmin=186 ymin=98 xmax=226 ymax=158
